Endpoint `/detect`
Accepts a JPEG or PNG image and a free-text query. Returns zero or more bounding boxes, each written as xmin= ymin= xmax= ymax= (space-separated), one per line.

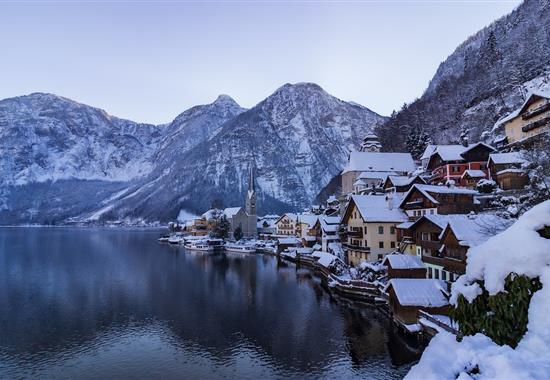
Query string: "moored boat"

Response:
xmin=224 ymin=242 xmax=256 ymax=253
xmin=184 ymin=238 xmax=213 ymax=251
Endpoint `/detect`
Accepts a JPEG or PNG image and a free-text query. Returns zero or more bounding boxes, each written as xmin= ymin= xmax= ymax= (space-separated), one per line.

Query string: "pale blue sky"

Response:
xmin=0 ymin=0 xmax=520 ymax=124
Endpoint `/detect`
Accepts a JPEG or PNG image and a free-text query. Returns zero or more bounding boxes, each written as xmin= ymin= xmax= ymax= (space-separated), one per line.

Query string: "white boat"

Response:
xmin=184 ymin=239 xmax=213 ymax=251
xmin=158 ymin=234 xmax=170 ymax=243
xmin=224 ymin=242 xmax=256 ymax=253
xmin=167 ymin=234 xmax=184 ymax=244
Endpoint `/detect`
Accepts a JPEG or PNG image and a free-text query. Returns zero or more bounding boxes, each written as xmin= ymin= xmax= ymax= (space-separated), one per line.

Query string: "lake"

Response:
xmin=0 ymin=228 xmax=421 ymax=379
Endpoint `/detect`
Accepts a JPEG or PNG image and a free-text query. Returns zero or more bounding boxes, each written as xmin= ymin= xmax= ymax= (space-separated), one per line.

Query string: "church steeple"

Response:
xmin=245 ymin=163 xmax=256 ymax=216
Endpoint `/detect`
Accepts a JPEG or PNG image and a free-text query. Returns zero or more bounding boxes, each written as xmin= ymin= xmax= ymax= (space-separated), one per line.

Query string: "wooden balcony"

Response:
xmin=420 ymin=241 xmax=441 ymax=251
xmin=343 ymin=243 xmax=370 ymax=253
xmin=443 ymin=257 xmax=466 ymax=274
xmin=422 ymin=254 xmax=446 ymax=267
xmin=347 ymin=228 xmax=363 ymax=238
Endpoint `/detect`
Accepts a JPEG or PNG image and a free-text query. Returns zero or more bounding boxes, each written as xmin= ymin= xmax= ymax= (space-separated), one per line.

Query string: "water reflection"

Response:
xmin=0 ymin=228 xmax=419 ymax=379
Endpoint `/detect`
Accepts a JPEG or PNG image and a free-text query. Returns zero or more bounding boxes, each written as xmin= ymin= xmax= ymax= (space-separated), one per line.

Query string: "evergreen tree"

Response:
xmin=213 ymin=215 xmax=231 ymax=239
xmin=234 ymin=225 xmax=243 ymax=241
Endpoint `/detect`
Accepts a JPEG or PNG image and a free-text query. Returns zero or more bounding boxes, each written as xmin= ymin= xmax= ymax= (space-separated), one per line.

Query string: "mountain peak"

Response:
xmin=212 ymin=94 xmax=239 ymax=107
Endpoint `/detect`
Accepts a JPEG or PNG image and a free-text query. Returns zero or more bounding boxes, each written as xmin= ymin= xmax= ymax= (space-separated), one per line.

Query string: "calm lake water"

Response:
xmin=0 ymin=228 xmax=421 ymax=379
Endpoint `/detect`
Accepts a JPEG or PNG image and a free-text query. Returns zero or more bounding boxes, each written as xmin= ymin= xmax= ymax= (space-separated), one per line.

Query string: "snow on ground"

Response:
xmin=406 ymin=200 xmax=550 ymax=380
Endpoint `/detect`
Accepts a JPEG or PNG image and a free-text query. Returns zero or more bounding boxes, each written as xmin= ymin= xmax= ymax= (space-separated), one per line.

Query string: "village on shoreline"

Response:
xmin=161 ymin=90 xmax=550 ymax=340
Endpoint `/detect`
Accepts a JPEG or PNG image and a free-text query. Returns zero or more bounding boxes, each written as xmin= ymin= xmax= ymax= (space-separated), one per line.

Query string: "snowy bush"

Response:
xmin=406 ymin=200 xmax=550 ymax=380
xmin=476 ymin=179 xmax=497 ymax=194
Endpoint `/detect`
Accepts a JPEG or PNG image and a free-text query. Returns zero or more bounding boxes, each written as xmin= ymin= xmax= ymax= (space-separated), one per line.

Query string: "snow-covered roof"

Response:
xmin=440 ymin=214 xmax=513 ymax=248
xmin=430 ymin=145 xmax=467 ymax=161
xmin=489 ymin=152 xmax=526 ymax=165
xmin=342 ymin=151 xmax=416 ymax=174
xmin=297 ymin=213 xmax=318 ymax=228
xmin=383 ymin=254 xmax=426 ymax=270
xmin=278 ymin=237 xmax=300 ymax=245
xmin=386 ymin=175 xmax=424 ymax=187
xmin=276 ymin=213 xmax=298 ymax=224
xmin=357 ymin=171 xmax=398 ymax=180
xmin=493 ymin=89 xmax=550 ymax=131
xmin=496 ymin=168 xmax=526 ymax=175
xmin=296 ymin=247 xmax=314 ymax=254
xmin=224 ymin=207 xmax=242 ymax=219
xmin=312 ymin=251 xmax=339 ymax=268
xmin=420 ymin=144 xmax=437 ymax=160
xmin=350 ymin=194 xmax=408 ymax=223
xmin=400 ymin=184 xmax=478 ymax=207
xmin=461 ymin=169 xmax=486 ymax=179
xmin=384 ymin=279 xmax=449 ymax=307
xmin=396 ymin=221 xmax=415 ymax=229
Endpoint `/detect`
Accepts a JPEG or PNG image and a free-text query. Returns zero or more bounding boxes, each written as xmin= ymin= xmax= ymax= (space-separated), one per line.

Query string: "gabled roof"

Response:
xmin=384 ymin=175 xmax=426 ymax=188
xmin=493 ymin=89 xmax=550 ymax=131
xmin=297 ymin=213 xmax=318 ymax=228
xmin=383 ymin=253 xmax=426 ymax=270
xmin=399 ymin=184 xmax=478 ymax=208
xmin=439 ymin=214 xmax=513 ymax=248
xmin=488 ymin=152 xmax=526 ymax=165
xmin=384 ymin=279 xmax=449 ymax=307
xmin=224 ymin=207 xmax=243 ymax=219
xmin=275 ymin=213 xmax=298 ymax=224
xmin=342 ymin=151 xmax=416 ymax=174
xmin=461 ymin=169 xmax=486 ymax=179
xmin=420 ymin=144 xmax=437 ymax=160
xmin=345 ymin=194 xmax=408 ymax=223
xmin=425 ymin=143 xmax=495 ymax=169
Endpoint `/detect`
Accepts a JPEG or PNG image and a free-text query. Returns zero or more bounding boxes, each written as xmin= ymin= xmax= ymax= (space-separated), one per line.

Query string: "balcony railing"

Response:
xmin=347 ymin=228 xmax=363 ymax=238
xmin=343 ymin=243 xmax=370 ymax=253
xmin=422 ymin=254 xmax=446 ymax=266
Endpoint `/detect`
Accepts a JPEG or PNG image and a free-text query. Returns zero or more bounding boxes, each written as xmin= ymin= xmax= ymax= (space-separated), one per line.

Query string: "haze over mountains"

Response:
xmin=0 ymin=83 xmax=384 ymax=224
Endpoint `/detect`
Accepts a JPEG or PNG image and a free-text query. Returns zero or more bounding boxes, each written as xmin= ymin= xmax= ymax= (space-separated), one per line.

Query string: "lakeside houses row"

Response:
xmin=172 ymin=95 xmax=548 ymax=333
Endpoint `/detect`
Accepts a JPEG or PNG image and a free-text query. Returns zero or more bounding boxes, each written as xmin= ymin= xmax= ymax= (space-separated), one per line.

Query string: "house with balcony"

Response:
xmin=424 ymin=142 xmax=495 ymax=186
xmin=399 ymin=184 xmax=479 ymax=220
xmin=313 ymin=215 xmax=341 ymax=252
xmin=275 ymin=213 xmax=298 ymax=236
xmin=493 ymin=90 xmax=550 ymax=147
xmin=296 ymin=213 xmax=319 ymax=247
xmin=438 ymin=214 xmax=512 ymax=278
xmin=341 ymin=194 xmax=408 ymax=266
xmin=382 ymin=175 xmax=426 ymax=193
xmin=384 ymin=279 xmax=449 ymax=326
xmin=487 ymin=152 xmax=528 ymax=190
xmin=341 ymin=151 xmax=416 ymax=195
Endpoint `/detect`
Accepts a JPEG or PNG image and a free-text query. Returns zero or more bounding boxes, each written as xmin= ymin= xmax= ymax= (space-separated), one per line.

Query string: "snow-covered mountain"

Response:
xmin=377 ymin=0 xmax=550 ymax=154
xmin=99 ymin=83 xmax=386 ymax=221
xmin=0 ymin=84 xmax=385 ymax=224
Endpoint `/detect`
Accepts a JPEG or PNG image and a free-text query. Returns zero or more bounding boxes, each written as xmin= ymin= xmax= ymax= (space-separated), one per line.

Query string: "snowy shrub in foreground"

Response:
xmin=406 ymin=200 xmax=550 ymax=380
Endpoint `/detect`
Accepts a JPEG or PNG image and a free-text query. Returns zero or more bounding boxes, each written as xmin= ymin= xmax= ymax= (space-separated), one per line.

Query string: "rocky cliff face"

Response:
xmin=0 ymin=84 xmax=385 ymax=224
xmin=377 ymin=0 xmax=550 ymax=154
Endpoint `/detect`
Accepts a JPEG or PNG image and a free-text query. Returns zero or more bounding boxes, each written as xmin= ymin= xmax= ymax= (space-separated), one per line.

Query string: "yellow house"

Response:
xmin=495 ymin=90 xmax=550 ymax=146
xmin=275 ymin=213 xmax=298 ymax=235
xmin=342 ymin=194 xmax=408 ymax=266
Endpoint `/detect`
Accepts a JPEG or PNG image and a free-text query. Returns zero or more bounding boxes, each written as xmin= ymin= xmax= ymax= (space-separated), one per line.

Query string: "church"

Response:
xmin=220 ymin=164 xmax=257 ymax=238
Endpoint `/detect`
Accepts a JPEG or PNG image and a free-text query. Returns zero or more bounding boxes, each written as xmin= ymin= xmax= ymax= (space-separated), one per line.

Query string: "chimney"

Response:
xmin=385 ymin=194 xmax=393 ymax=210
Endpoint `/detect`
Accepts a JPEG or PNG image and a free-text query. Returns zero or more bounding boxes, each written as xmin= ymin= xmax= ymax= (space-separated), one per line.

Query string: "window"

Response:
xmin=390 ymin=226 xmax=395 ymax=234
xmin=434 ymin=269 xmax=440 ymax=279
xmin=442 ymin=271 xmax=447 ymax=281
xmin=390 ymin=241 xmax=396 ymax=248
xmin=422 ymin=232 xmax=429 ymax=241
xmin=422 ymin=210 xmax=426 ymax=215
xmin=378 ymin=226 xmax=384 ymax=234
xmin=364 ymin=226 xmax=367 ymax=234
xmin=430 ymin=209 xmax=435 ymax=214
xmin=378 ymin=254 xmax=383 ymax=260
xmin=428 ymin=267 xmax=433 ymax=278
xmin=379 ymin=241 xmax=384 ymax=249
